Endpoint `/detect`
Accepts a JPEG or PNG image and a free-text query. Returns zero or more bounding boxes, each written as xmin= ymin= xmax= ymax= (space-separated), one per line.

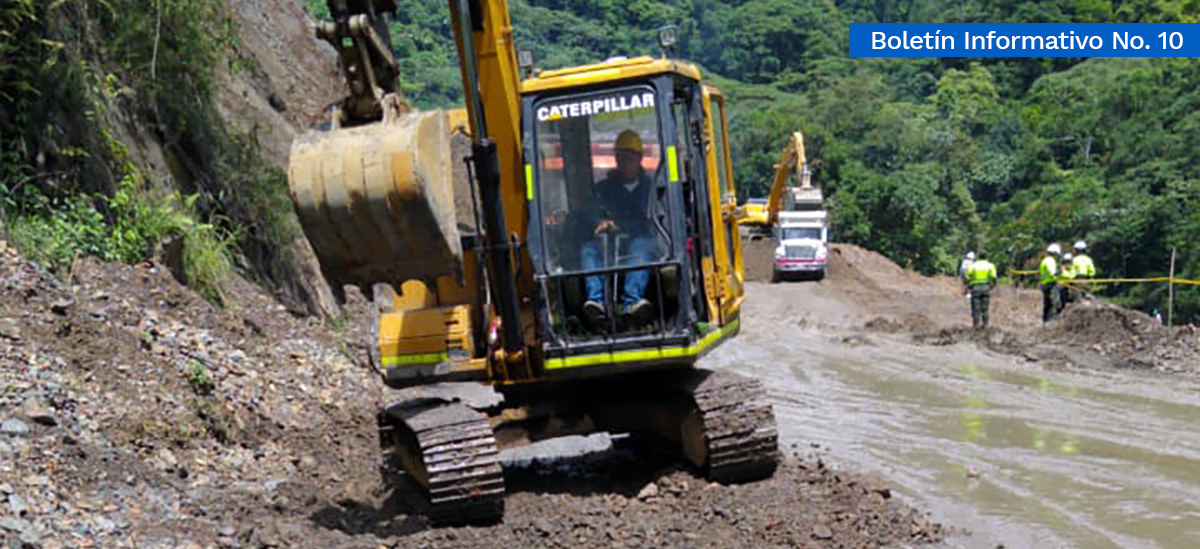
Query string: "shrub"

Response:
xmin=5 ymin=171 xmax=234 ymax=304
xmin=185 ymin=359 xmax=215 ymax=395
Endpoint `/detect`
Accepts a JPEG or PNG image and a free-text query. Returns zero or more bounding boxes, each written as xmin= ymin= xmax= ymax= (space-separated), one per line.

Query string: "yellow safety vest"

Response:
xmin=1072 ymin=254 xmax=1096 ymax=278
xmin=1040 ymin=256 xmax=1058 ymax=285
xmin=966 ymin=260 xmax=996 ymax=287
xmin=1057 ymin=262 xmax=1076 ymax=283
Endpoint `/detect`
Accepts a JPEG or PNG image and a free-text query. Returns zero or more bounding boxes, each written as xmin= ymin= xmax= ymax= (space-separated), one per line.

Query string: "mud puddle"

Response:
xmin=711 ymin=290 xmax=1200 ymax=549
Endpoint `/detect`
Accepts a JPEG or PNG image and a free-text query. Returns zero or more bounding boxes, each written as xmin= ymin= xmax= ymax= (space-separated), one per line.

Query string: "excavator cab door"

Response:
xmin=524 ymin=73 xmax=717 ymax=375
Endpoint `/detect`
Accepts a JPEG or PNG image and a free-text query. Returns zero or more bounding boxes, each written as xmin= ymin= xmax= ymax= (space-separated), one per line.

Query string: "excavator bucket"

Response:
xmin=288 ymin=110 xmax=464 ymax=293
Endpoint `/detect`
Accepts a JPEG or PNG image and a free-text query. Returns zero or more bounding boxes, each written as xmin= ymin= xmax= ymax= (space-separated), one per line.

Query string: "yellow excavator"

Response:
xmin=738 ymin=133 xmax=829 ymax=281
xmin=739 ymin=132 xmax=816 ymax=236
xmin=289 ymin=0 xmax=776 ymax=523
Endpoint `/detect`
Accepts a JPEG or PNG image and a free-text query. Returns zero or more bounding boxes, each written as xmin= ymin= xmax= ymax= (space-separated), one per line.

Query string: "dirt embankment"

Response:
xmin=0 ymin=249 xmax=942 ymax=548
xmin=759 ymin=242 xmax=1200 ymax=376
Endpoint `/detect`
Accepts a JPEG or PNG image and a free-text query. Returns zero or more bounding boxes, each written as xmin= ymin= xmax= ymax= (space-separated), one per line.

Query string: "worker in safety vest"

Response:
xmin=959 ymin=251 xmax=975 ymax=299
xmin=1058 ymin=252 xmax=1077 ymax=313
xmin=1040 ymin=243 xmax=1062 ymax=323
xmin=1071 ymin=241 xmax=1096 ymax=278
xmin=963 ymin=249 xmax=997 ymax=329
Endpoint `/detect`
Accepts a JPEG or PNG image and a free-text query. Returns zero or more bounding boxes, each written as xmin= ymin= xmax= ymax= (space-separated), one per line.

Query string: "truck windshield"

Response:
xmin=781 ymin=227 xmax=822 ymax=241
xmin=533 ymin=87 xmax=668 ymax=274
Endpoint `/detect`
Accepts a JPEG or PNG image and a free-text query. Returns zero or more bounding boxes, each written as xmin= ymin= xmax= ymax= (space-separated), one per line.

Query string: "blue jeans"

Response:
xmin=581 ymin=235 xmax=655 ymax=307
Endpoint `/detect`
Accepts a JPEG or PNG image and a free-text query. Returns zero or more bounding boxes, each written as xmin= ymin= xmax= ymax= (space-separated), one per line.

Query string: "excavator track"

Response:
xmin=379 ymin=399 xmax=505 ymax=525
xmin=688 ymin=370 xmax=779 ymax=483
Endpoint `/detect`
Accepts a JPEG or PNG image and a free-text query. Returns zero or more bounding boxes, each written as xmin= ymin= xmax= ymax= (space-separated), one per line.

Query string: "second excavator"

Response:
xmin=739 ymin=133 xmax=829 ymax=281
xmin=288 ymin=0 xmax=778 ymax=523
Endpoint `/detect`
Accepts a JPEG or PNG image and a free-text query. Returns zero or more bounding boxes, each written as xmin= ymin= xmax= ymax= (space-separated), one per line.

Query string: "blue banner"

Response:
xmin=849 ymin=24 xmax=1200 ymax=57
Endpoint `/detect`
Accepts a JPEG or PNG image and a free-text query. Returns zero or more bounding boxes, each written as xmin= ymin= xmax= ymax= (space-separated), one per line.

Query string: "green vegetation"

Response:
xmin=298 ymin=0 xmax=1196 ymax=321
xmin=6 ymin=172 xmax=234 ymax=303
xmin=2 ymin=0 xmax=295 ymax=307
xmin=186 ymin=359 xmax=215 ymax=396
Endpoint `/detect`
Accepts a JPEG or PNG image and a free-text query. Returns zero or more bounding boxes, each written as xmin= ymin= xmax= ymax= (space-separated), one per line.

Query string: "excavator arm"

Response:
xmin=764 ymin=132 xmax=812 ymax=225
xmin=289 ymin=0 xmax=528 ymax=356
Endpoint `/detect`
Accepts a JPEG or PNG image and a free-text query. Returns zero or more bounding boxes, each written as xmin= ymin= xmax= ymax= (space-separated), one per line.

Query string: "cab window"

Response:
xmin=533 ymin=87 xmax=670 ymax=275
xmin=713 ymin=99 xmax=732 ymax=202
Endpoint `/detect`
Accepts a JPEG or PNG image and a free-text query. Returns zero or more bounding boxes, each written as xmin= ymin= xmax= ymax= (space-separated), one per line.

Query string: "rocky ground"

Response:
xmin=0 ymin=246 xmax=944 ymax=549
xmin=3 ymin=237 xmax=1196 ymax=548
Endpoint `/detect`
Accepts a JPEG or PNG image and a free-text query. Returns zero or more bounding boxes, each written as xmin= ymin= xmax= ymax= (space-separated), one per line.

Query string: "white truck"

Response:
xmin=772 ymin=209 xmax=828 ymax=282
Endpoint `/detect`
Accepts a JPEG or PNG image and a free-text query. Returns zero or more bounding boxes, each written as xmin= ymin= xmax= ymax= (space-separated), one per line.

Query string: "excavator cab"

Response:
xmin=523 ymin=57 xmax=744 ymax=375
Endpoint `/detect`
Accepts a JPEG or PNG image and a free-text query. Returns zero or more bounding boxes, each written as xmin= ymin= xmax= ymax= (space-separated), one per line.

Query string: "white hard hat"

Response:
xmin=966 ymin=251 xmax=976 ymax=260
xmin=1074 ymin=240 xmax=1087 ymax=251
xmin=1047 ymin=243 xmax=1061 ymax=254
xmin=1063 ymin=252 xmax=1074 ymax=261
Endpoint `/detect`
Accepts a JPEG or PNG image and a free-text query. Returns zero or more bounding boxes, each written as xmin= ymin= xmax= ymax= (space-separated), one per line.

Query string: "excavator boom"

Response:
xmin=764 ymin=132 xmax=816 ymax=224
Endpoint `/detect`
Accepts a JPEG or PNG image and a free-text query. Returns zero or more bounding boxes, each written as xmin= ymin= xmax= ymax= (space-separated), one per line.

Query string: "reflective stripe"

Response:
xmin=381 ymin=352 xmax=449 ymax=368
xmin=546 ymin=318 xmax=739 ymax=370
xmin=667 ymin=145 xmax=679 ymax=183
xmin=525 ymin=164 xmax=534 ymax=201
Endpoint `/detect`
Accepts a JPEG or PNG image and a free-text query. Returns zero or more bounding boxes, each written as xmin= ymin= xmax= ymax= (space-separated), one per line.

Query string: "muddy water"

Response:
xmin=711 ymin=291 xmax=1200 ymax=549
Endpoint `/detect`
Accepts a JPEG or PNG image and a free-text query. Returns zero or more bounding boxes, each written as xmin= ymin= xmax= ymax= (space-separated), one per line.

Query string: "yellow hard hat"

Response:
xmin=615 ymin=130 xmax=643 ymax=154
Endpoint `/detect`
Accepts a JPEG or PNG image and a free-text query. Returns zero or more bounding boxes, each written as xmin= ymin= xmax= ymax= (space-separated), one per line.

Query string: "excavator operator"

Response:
xmin=581 ymin=129 xmax=657 ymax=328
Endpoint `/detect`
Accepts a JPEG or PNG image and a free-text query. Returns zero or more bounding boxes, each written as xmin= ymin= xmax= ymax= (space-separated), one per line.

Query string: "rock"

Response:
xmin=218 ymin=525 xmax=236 ymax=537
xmin=0 ymin=483 xmax=13 ymax=494
xmin=157 ymin=448 xmax=178 ymax=469
xmin=93 ymin=516 xmax=116 ymax=532
xmin=0 ymin=516 xmax=29 ymax=532
xmin=861 ymin=478 xmax=892 ymax=499
xmin=812 ymin=524 xmax=834 ymax=540
xmin=636 ymin=482 xmax=659 ymax=500
xmin=50 ymin=298 xmax=73 ymax=315
xmin=23 ymin=475 xmax=48 ymax=487
xmin=530 ymin=518 xmax=552 ymax=537
xmin=1 ymin=419 xmax=29 ymax=436
xmin=229 ymin=350 xmax=247 ymax=363
xmin=20 ymin=400 xmax=57 ymax=427
xmin=8 ymin=493 xmax=27 ymax=515
xmin=0 ymin=318 xmax=21 ymax=340
xmin=19 ymin=524 xmax=42 ymax=546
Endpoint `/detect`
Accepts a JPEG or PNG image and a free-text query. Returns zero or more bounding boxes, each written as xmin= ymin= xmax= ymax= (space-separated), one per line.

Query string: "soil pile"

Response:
xmin=1048 ymin=301 xmax=1165 ymax=350
xmin=741 ymin=234 xmax=776 ymax=283
xmin=0 ymin=249 xmax=943 ymax=548
xmin=781 ymin=242 xmax=1200 ymax=376
xmin=1046 ymin=300 xmax=1200 ymax=373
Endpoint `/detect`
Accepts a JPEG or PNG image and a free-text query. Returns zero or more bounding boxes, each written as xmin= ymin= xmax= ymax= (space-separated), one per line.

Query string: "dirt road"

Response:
xmin=720 ymin=244 xmax=1200 ymax=548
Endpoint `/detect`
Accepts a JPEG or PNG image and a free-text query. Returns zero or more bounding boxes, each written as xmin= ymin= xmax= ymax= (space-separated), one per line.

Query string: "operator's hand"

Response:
xmin=594 ymin=219 xmax=619 ymax=235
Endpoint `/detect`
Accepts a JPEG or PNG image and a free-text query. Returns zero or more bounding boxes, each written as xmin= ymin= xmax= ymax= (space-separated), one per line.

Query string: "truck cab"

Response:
xmin=772 ymin=210 xmax=828 ymax=281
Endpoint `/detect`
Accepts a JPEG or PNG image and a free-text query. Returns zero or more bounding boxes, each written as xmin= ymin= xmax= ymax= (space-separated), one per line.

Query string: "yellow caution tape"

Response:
xmin=1007 ymin=271 xmax=1199 ymax=285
